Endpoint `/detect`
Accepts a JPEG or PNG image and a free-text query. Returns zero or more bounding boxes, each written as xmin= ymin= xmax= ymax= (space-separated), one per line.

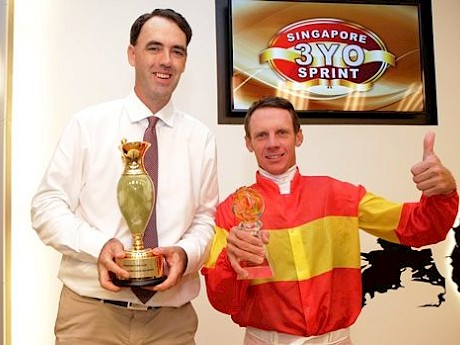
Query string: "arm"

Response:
xmin=31 ymin=116 xmax=112 ymax=263
xmin=201 ymin=196 xmax=266 ymax=315
xmin=396 ymin=192 xmax=458 ymax=247
xmin=359 ymin=132 xmax=458 ymax=247
xmin=402 ymin=132 xmax=458 ymax=245
xmin=359 ymin=191 xmax=458 ymax=248
xmin=155 ymin=131 xmax=219 ymax=291
xmin=201 ymin=226 xmax=252 ymax=315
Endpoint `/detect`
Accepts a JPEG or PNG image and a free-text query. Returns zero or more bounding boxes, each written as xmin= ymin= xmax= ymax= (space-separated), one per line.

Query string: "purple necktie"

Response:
xmin=132 ymin=116 xmax=159 ymax=303
xmin=142 ymin=116 xmax=159 ymax=249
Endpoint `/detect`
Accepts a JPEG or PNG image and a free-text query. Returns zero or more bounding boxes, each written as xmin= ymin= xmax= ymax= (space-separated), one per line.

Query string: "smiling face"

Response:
xmin=245 ymin=107 xmax=303 ymax=175
xmin=128 ymin=16 xmax=187 ymax=112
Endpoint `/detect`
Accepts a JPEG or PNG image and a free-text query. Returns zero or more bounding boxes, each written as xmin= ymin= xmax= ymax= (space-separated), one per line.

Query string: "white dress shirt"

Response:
xmin=31 ymin=92 xmax=219 ymax=306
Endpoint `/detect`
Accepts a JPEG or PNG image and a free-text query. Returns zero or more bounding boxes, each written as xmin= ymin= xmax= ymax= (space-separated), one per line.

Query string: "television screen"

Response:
xmin=216 ymin=0 xmax=437 ymax=125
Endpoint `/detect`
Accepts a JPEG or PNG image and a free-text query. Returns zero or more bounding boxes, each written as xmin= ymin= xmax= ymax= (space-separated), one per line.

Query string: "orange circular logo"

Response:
xmin=259 ymin=19 xmax=396 ymax=96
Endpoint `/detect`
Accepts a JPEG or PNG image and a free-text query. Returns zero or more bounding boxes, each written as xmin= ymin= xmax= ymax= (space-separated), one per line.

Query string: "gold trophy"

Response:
xmin=232 ymin=186 xmax=274 ymax=279
xmin=112 ymin=139 xmax=167 ymax=287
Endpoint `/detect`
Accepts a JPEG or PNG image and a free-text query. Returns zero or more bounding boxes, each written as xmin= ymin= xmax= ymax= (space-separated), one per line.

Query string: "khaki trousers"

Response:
xmin=55 ymin=285 xmax=198 ymax=345
xmin=244 ymin=327 xmax=352 ymax=345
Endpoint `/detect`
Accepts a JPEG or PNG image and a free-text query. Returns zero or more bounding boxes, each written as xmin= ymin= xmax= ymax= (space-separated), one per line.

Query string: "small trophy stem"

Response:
xmin=238 ymin=220 xmax=262 ymax=236
xmin=132 ymin=234 xmax=144 ymax=252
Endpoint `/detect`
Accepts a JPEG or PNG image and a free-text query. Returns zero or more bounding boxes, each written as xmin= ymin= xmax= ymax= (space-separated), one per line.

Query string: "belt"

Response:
xmin=98 ymin=299 xmax=158 ymax=311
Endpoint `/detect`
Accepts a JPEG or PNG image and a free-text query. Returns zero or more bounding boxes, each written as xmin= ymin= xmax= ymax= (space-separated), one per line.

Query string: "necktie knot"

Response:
xmin=148 ymin=116 xmax=158 ymax=129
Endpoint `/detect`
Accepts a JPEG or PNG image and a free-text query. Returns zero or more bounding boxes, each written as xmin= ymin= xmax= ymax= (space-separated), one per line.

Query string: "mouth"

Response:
xmin=265 ymin=153 xmax=284 ymax=160
xmin=154 ymin=72 xmax=172 ymax=79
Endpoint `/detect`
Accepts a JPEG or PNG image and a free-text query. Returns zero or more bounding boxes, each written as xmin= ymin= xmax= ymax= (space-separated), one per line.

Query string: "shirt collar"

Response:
xmin=259 ymin=165 xmax=297 ymax=195
xmin=125 ymin=91 xmax=175 ymax=127
xmin=255 ymin=166 xmax=301 ymax=194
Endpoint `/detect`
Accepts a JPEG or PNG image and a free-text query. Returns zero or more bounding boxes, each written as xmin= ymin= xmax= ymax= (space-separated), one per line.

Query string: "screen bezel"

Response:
xmin=215 ymin=0 xmax=438 ymax=125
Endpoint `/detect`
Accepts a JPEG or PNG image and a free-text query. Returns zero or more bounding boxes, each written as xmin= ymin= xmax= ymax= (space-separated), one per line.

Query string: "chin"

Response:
xmin=264 ymin=167 xmax=285 ymax=175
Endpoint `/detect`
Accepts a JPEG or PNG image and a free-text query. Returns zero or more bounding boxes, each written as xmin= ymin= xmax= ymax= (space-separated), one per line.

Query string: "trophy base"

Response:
xmin=112 ymin=275 xmax=167 ymax=287
xmin=114 ymin=250 xmax=165 ymax=287
xmin=239 ymin=259 xmax=274 ymax=279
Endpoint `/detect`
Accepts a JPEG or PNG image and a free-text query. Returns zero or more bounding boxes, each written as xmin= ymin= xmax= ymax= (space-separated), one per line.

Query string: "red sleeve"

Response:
xmin=200 ymin=194 xmax=251 ymax=316
xmin=201 ymin=249 xmax=251 ymax=315
xmin=396 ymin=190 xmax=459 ymax=247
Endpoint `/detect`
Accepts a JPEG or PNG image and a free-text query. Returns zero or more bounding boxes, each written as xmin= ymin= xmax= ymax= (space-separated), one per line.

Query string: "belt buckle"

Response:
xmin=127 ymin=302 xmax=150 ymax=311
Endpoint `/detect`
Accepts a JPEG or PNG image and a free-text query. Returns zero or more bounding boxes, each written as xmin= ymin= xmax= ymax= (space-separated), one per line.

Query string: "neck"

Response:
xmin=134 ymin=87 xmax=170 ymax=114
xmin=259 ymin=166 xmax=297 ymax=194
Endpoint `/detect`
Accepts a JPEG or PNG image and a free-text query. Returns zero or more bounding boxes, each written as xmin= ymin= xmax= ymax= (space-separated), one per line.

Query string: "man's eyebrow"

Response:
xmin=145 ymin=40 xmax=186 ymax=52
xmin=253 ymin=129 xmax=267 ymax=136
xmin=145 ymin=40 xmax=163 ymax=47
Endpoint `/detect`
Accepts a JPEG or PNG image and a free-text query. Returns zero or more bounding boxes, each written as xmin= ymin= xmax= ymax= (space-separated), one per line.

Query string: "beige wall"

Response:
xmin=8 ymin=0 xmax=460 ymax=344
xmin=1 ymin=0 xmax=6 ymax=342
xmin=1 ymin=0 xmax=13 ymax=342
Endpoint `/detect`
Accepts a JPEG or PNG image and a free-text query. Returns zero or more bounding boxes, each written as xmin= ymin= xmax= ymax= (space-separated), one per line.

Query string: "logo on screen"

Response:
xmin=259 ymin=19 xmax=396 ymax=97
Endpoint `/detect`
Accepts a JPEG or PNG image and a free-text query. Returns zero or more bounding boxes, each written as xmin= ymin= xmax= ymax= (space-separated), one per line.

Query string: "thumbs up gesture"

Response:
xmin=411 ymin=132 xmax=457 ymax=196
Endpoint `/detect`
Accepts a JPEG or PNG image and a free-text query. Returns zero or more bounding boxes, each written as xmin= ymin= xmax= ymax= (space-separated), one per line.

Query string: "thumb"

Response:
xmin=422 ymin=131 xmax=435 ymax=161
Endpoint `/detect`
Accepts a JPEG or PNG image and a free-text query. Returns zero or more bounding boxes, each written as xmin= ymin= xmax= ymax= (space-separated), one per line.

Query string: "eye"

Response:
xmin=172 ymin=48 xmax=186 ymax=57
xmin=147 ymin=45 xmax=161 ymax=52
xmin=255 ymin=132 xmax=267 ymax=139
xmin=277 ymin=129 xmax=289 ymax=136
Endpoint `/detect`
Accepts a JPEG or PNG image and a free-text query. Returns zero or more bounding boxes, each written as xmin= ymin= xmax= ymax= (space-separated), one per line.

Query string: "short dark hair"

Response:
xmin=244 ymin=97 xmax=301 ymax=138
xmin=130 ymin=8 xmax=192 ymax=46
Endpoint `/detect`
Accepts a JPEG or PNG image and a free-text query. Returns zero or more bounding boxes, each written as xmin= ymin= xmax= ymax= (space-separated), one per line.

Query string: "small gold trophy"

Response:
xmin=113 ymin=139 xmax=167 ymax=287
xmin=232 ymin=186 xmax=274 ymax=279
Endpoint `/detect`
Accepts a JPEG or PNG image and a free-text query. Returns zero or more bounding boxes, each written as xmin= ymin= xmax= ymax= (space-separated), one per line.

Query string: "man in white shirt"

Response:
xmin=31 ymin=8 xmax=218 ymax=345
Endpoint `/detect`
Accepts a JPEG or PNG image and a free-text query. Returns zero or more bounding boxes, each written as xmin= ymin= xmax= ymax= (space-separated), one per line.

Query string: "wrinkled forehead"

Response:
xmin=249 ymin=107 xmax=294 ymax=132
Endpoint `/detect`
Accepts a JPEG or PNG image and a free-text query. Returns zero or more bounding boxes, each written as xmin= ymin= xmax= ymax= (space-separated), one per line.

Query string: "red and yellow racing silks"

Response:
xmin=202 ymin=170 xmax=458 ymax=337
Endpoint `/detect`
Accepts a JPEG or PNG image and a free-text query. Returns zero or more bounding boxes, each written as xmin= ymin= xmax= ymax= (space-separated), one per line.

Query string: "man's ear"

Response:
xmin=245 ymin=136 xmax=254 ymax=152
xmin=127 ymin=45 xmax=135 ymax=67
xmin=295 ymin=129 xmax=304 ymax=147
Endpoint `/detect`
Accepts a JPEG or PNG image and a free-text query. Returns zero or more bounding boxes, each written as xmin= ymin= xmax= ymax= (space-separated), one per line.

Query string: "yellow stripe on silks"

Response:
xmin=203 ymin=226 xmax=228 ymax=268
xmin=358 ymin=192 xmax=402 ymax=243
xmin=289 ymin=225 xmax=310 ymax=279
xmin=251 ymin=216 xmax=361 ymax=285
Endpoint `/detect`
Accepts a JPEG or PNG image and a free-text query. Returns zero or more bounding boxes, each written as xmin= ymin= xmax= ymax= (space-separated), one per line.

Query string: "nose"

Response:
xmin=159 ymin=50 xmax=172 ymax=67
xmin=266 ymin=133 xmax=279 ymax=148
